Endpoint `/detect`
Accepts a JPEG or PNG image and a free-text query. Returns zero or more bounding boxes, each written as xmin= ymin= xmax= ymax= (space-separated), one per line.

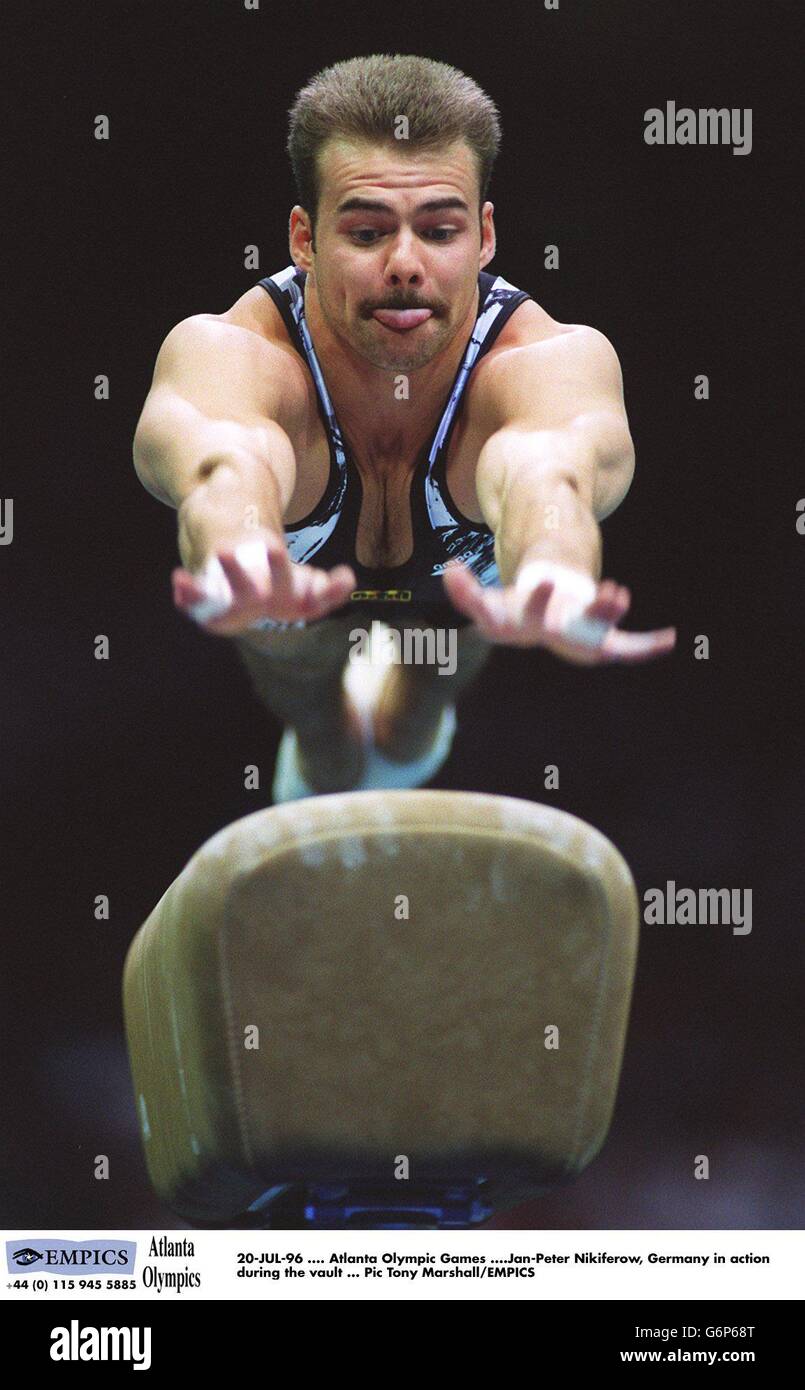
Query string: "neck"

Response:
xmin=303 ymin=277 xmax=478 ymax=472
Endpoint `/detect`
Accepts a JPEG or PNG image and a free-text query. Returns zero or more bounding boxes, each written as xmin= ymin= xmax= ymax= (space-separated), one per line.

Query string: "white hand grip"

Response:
xmin=187 ymin=555 xmax=234 ymax=623
xmin=187 ymin=541 xmax=272 ymax=625
xmin=514 ymin=560 xmax=608 ymax=648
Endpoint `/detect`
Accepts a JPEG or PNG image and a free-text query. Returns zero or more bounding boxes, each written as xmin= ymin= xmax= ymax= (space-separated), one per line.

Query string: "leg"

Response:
xmin=372 ymin=619 xmax=494 ymax=762
xmin=233 ymin=617 xmax=366 ymax=793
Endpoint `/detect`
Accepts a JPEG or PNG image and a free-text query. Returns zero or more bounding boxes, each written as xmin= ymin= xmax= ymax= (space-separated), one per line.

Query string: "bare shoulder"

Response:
xmin=470 ymin=299 xmax=625 ymax=430
xmin=220 ymin=283 xmax=289 ymax=341
xmin=493 ymin=295 xmax=576 ymax=348
xmin=482 ymin=296 xmax=622 ymax=382
xmin=152 ymin=299 xmax=310 ymax=435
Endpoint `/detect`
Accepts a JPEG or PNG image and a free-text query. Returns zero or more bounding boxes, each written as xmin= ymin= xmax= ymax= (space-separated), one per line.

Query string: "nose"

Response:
xmin=382 ymin=228 xmax=425 ymax=288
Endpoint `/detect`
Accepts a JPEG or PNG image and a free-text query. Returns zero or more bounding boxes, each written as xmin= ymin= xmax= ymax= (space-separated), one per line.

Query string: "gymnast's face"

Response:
xmin=291 ymin=137 xmax=496 ymax=371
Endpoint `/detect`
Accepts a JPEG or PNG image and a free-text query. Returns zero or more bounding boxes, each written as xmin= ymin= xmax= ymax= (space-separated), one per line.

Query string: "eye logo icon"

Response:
xmin=12 ymin=1248 xmax=42 ymax=1266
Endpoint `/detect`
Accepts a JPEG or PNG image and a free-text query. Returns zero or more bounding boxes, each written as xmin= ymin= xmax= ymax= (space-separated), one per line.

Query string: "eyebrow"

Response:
xmin=335 ymin=196 xmax=470 ymax=216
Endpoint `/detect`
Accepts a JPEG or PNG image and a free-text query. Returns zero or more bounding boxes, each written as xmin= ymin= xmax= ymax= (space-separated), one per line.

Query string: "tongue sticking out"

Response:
xmin=372 ymin=308 xmax=433 ymax=330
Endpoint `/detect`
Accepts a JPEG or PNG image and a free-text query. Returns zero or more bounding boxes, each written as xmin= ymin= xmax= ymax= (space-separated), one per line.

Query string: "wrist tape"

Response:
xmin=187 ymin=540 xmax=271 ymax=625
xmin=514 ymin=560 xmax=610 ymax=648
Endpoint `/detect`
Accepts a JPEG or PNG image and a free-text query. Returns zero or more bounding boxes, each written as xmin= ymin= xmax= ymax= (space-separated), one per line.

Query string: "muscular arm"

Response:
xmin=133 ymin=315 xmax=300 ymax=570
xmin=444 ymin=327 xmax=674 ymax=662
xmin=473 ymin=327 xmax=635 ymax=584
xmin=133 ymin=315 xmax=356 ymax=635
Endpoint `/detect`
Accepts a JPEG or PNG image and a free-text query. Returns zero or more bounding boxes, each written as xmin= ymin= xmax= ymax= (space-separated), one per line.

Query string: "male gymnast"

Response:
xmin=133 ymin=54 xmax=676 ymax=801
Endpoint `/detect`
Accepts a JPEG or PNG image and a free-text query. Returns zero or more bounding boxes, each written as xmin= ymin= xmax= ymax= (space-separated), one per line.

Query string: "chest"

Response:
xmin=353 ymin=466 xmax=417 ymax=569
xmin=282 ymin=313 xmax=546 ymax=562
xmin=349 ymin=413 xmax=486 ymax=569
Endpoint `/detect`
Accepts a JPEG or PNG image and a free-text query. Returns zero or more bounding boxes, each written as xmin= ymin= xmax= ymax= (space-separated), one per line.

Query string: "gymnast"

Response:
xmin=132 ymin=54 xmax=675 ymax=801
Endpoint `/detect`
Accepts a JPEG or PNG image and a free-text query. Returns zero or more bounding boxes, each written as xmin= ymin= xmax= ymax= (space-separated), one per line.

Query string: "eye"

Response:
xmin=349 ymin=226 xmax=458 ymax=244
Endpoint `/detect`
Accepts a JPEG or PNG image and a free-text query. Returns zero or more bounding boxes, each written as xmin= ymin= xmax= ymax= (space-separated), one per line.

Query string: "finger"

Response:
xmin=217 ymin=541 xmax=270 ymax=600
xmin=265 ymin=544 xmax=295 ymax=601
xmin=324 ymin=564 xmax=357 ymax=600
xmin=245 ymin=562 xmax=356 ymax=632
xmin=317 ymin=565 xmax=357 ymax=613
xmin=296 ymin=564 xmax=356 ymax=620
xmin=559 ymin=612 xmax=615 ymax=650
xmin=296 ymin=568 xmax=330 ymax=616
xmin=462 ymin=585 xmax=518 ymax=641
xmin=241 ymin=564 xmax=323 ymax=632
xmin=519 ymin=578 xmax=556 ymax=625
xmin=172 ymin=567 xmax=207 ymax=609
xmin=442 ymin=562 xmax=487 ymax=618
xmin=442 ymin=565 xmax=499 ymax=633
xmin=180 ymin=555 xmax=234 ymax=624
xmin=446 ymin=564 xmax=545 ymax=642
xmin=600 ymin=626 xmax=677 ymax=663
xmin=551 ymin=586 xmax=627 ymax=652
xmin=585 ymin=582 xmax=631 ymax=626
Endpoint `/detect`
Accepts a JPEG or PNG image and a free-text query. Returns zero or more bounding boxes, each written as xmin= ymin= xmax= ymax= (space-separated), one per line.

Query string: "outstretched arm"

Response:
xmin=133 ymin=315 xmax=356 ymax=638
xmin=443 ymin=327 xmax=676 ymax=664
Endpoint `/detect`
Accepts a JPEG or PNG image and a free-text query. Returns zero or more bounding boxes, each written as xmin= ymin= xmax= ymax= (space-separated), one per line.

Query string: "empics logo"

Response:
xmin=6 ymin=1237 xmax=135 ymax=1273
xmin=50 ymin=1321 xmax=151 ymax=1371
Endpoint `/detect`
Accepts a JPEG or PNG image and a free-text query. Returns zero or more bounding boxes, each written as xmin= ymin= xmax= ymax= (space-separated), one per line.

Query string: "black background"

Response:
xmin=2 ymin=0 xmax=802 ymax=1229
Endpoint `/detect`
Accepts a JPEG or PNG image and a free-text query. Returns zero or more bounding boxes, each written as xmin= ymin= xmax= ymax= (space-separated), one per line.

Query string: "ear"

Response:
xmin=289 ymin=206 xmax=315 ymax=271
xmin=479 ymin=201 xmax=496 ymax=269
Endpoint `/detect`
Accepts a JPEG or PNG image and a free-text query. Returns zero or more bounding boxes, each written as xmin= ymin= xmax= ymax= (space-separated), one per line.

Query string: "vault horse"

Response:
xmin=123 ymin=790 xmax=638 ymax=1229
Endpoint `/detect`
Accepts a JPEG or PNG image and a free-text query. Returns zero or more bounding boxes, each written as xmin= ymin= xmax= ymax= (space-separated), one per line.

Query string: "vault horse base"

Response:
xmin=123 ymin=790 xmax=639 ymax=1229
xmin=233 ymin=1178 xmax=493 ymax=1230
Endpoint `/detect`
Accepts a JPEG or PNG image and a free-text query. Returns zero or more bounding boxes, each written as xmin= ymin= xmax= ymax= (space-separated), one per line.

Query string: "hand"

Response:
xmin=442 ymin=558 xmax=676 ymax=665
xmin=172 ymin=533 xmax=357 ymax=635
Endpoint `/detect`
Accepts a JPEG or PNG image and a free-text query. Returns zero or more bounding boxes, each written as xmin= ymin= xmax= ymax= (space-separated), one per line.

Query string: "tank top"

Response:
xmin=251 ymin=264 xmax=533 ymax=631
